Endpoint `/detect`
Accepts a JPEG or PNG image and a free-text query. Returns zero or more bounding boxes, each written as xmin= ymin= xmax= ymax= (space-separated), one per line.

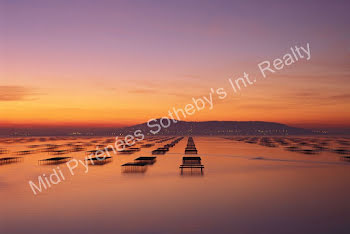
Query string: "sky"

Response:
xmin=0 ymin=0 xmax=349 ymax=128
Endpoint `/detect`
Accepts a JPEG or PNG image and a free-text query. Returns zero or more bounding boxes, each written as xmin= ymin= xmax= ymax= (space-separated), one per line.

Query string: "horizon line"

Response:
xmin=1 ymin=120 xmax=350 ymax=130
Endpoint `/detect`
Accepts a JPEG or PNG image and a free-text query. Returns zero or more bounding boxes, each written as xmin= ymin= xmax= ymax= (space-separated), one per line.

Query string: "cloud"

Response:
xmin=0 ymin=86 xmax=41 ymax=101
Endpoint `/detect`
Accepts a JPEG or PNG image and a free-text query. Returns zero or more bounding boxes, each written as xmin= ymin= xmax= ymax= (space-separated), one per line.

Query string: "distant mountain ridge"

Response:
xmin=0 ymin=120 xmax=323 ymax=136
xmin=117 ymin=120 xmax=313 ymax=136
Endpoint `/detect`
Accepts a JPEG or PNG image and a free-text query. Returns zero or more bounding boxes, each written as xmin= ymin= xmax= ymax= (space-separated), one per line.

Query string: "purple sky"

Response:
xmin=0 ymin=0 xmax=349 ymax=127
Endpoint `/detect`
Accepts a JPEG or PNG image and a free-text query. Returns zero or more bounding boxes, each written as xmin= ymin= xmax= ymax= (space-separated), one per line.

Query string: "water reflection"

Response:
xmin=1 ymin=136 xmax=350 ymax=234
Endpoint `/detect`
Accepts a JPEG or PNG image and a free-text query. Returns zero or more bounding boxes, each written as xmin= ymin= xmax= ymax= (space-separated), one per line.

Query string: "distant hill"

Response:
xmin=0 ymin=120 xmax=320 ymax=136
xmin=115 ymin=120 xmax=313 ymax=136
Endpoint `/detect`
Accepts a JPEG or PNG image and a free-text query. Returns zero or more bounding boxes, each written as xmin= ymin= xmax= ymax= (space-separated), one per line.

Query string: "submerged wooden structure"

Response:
xmin=259 ymin=137 xmax=277 ymax=148
xmin=341 ymin=156 xmax=350 ymax=162
xmin=184 ymin=137 xmax=198 ymax=154
xmin=333 ymin=149 xmax=350 ymax=155
xmin=121 ymin=156 xmax=157 ymax=173
xmin=152 ymin=148 xmax=168 ymax=155
xmin=0 ymin=157 xmax=23 ymax=165
xmin=128 ymin=147 xmax=141 ymax=152
xmin=49 ymin=150 xmax=69 ymax=155
xmin=39 ymin=157 xmax=72 ymax=165
xmin=28 ymin=144 xmax=40 ymax=148
xmin=185 ymin=148 xmax=198 ymax=154
xmin=0 ymin=148 xmax=9 ymax=154
xmin=70 ymin=145 xmax=85 ymax=152
xmin=86 ymin=149 xmax=99 ymax=155
xmin=180 ymin=156 xmax=204 ymax=174
xmin=119 ymin=149 xmax=138 ymax=154
xmin=86 ymin=156 xmax=112 ymax=165
xmin=134 ymin=156 xmax=157 ymax=165
xmin=16 ymin=150 xmax=34 ymax=155
xmin=121 ymin=162 xmax=148 ymax=173
xmin=299 ymin=149 xmax=317 ymax=155
xmin=41 ymin=144 xmax=60 ymax=153
xmin=151 ymin=137 xmax=184 ymax=155
xmin=285 ymin=146 xmax=300 ymax=152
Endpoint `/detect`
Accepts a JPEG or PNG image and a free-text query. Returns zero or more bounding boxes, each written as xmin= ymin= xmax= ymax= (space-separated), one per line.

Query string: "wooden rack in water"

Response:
xmin=134 ymin=156 xmax=157 ymax=165
xmin=121 ymin=156 xmax=158 ymax=173
xmin=341 ymin=156 xmax=350 ymax=162
xmin=0 ymin=157 xmax=23 ymax=165
xmin=185 ymin=137 xmax=198 ymax=154
xmin=0 ymin=148 xmax=9 ymax=154
xmin=151 ymin=137 xmax=184 ymax=155
xmin=39 ymin=157 xmax=72 ymax=165
xmin=121 ymin=162 xmax=148 ymax=173
xmin=180 ymin=156 xmax=204 ymax=174
xmin=118 ymin=149 xmax=138 ymax=154
xmin=152 ymin=148 xmax=167 ymax=155
xmin=48 ymin=150 xmax=69 ymax=155
xmin=86 ymin=156 xmax=112 ymax=165
xmin=16 ymin=150 xmax=35 ymax=155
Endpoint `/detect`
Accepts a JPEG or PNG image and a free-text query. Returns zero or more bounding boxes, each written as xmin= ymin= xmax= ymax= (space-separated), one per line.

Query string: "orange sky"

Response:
xmin=0 ymin=1 xmax=349 ymax=128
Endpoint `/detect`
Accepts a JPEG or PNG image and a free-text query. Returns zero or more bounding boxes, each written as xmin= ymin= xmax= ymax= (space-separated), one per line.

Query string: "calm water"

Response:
xmin=0 ymin=136 xmax=350 ymax=234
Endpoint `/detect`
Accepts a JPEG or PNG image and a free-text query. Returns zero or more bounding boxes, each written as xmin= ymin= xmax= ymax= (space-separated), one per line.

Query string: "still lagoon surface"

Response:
xmin=1 ymin=136 xmax=350 ymax=234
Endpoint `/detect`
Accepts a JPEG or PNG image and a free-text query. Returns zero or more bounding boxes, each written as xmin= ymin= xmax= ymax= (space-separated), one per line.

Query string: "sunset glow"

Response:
xmin=1 ymin=1 xmax=349 ymax=128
